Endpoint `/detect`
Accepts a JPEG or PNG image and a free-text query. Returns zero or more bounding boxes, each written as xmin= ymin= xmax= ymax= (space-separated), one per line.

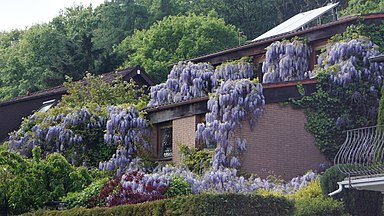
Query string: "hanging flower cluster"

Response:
xmin=148 ymin=60 xmax=256 ymax=106
xmin=196 ymin=79 xmax=265 ymax=169
xmin=211 ymin=61 xmax=255 ymax=88
xmin=148 ymin=62 xmax=214 ymax=106
xmin=147 ymin=61 xmax=264 ymax=169
xmin=317 ymin=37 xmax=384 ymax=87
xmin=262 ymin=40 xmax=311 ymax=83
xmin=98 ymin=106 xmax=150 ymax=175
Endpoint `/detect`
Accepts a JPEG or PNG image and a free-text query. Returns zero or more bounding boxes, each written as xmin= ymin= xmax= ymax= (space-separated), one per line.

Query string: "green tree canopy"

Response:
xmin=117 ymin=13 xmax=243 ymax=82
xmin=340 ymin=0 xmax=384 ymax=16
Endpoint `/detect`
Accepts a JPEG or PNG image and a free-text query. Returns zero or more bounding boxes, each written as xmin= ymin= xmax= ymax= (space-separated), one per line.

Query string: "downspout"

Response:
xmin=328 ymin=182 xmax=343 ymax=196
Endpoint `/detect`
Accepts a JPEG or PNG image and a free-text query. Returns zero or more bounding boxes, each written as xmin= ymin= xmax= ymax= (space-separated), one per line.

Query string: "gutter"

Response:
xmin=328 ymin=183 xmax=344 ymax=196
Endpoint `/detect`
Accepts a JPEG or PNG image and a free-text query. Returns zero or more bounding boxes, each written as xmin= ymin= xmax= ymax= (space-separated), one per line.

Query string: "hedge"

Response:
xmin=32 ymin=193 xmax=294 ymax=216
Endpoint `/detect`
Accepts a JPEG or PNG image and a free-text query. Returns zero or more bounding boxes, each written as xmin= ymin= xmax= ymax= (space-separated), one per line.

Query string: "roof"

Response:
xmin=189 ymin=13 xmax=384 ymax=63
xmin=0 ymin=66 xmax=156 ymax=107
xmin=144 ymin=79 xmax=317 ymax=113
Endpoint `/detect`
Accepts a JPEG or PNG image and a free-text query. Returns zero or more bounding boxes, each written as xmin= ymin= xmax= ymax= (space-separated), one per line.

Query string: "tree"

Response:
xmin=0 ymin=24 xmax=66 ymax=100
xmin=116 ymin=13 xmax=243 ymax=82
xmin=340 ymin=0 xmax=384 ymax=16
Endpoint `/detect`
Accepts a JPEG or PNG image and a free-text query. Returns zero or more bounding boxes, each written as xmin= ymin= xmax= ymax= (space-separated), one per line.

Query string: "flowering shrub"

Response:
xmin=317 ymin=37 xmax=383 ymax=86
xmin=8 ymin=74 xmax=150 ymax=168
xmin=262 ymin=39 xmax=311 ymax=83
xmin=148 ymin=62 xmax=214 ymax=106
xmin=84 ymin=166 xmax=317 ymax=208
xmin=90 ymin=170 xmax=169 ymax=207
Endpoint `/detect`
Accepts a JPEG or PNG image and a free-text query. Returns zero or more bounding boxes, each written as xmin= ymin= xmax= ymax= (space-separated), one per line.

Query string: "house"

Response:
xmin=0 ymin=66 xmax=155 ymax=142
xmin=145 ymin=12 xmax=384 ymax=179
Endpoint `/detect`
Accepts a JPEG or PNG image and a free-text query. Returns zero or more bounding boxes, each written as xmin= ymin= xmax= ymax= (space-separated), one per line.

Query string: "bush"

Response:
xmin=295 ymin=196 xmax=346 ymax=216
xmin=320 ymin=166 xmax=346 ymax=197
xmin=293 ymin=177 xmax=347 ymax=216
xmin=61 ymin=177 xmax=109 ymax=208
xmin=89 ymin=170 xmax=169 ymax=207
xmin=164 ymin=176 xmax=192 ymax=198
xmin=34 ymin=193 xmax=294 ymax=216
xmin=0 ymin=147 xmax=97 ymax=215
xmin=293 ymin=177 xmax=322 ymax=200
xmin=179 ymin=145 xmax=212 ymax=174
xmin=321 ymin=165 xmax=383 ymax=216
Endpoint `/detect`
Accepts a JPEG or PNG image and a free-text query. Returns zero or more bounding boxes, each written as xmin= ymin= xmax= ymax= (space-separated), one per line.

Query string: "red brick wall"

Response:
xmin=172 ymin=116 xmax=197 ymax=164
xmin=237 ymin=103 xmax=328 ymax=179
xmin=150 ymin=103 xmax=328 ymax=179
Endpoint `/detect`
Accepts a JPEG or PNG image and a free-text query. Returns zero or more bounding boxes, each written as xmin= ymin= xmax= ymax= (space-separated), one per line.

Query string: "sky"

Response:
xmin=0 ymin=0 xmax=105 ymax=31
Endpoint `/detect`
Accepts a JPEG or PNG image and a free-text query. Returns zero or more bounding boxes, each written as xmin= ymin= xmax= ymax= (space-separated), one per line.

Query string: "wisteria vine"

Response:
xmin=262 ymin=40 xmax=311 ymax=83
xmin=196 ymin=79 xmax=264 ymax=169
xmin=148 ymin=60 xmax=255 ymax=107
xmin=9 ymin=105 xmax=150 ymax=171
xmin=140 ymin=165 xmax=316 ymax=195
xmin=148 ymin=61 xmax=264 ymax=169
xmin=317 ymin=37 xmax=384 ymax=87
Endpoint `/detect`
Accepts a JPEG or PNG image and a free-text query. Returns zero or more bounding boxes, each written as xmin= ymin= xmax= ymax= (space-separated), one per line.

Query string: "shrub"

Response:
xmin=293 ymin=176 xmax=347 ymax=216
xmin=61 ymin=177 xmax=110 ymax=208
xmin=89 ymin=170 xmax=169 ymax=207
xmin=293 ymin=177 xmax=322 ymax=200
xmin=295 ymin=196 xmax=346 ymax=216
xmin=0 ymin=147 xmax=96 ymax=215
xmin=179 ymin=145 xmax=212 ymax=174
xmin=164 ymin=176 xmax=192 ymax=198
xmin=34 ymin=193 xmax=294 ymax=216
xmin=320 ymin=165 xmax=346 ymax=197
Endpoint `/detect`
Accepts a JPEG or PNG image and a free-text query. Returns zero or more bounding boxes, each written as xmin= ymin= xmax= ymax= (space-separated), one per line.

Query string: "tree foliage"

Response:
xmin=0 ymin=147 xmax=95 ymax=215
xmin=340 ymin=0 xmax=384 ymax=16
xmin=117 ymin=13 xmax=242 ymax=82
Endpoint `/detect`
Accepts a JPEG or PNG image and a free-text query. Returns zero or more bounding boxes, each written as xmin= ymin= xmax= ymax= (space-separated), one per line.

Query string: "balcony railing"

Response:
xmin=334 ymin=125 xmax=384 ymax=177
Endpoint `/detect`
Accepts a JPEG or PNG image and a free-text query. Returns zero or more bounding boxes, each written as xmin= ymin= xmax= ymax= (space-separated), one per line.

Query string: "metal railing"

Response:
xmin=334 ymin=125 xmax=384 ymax=177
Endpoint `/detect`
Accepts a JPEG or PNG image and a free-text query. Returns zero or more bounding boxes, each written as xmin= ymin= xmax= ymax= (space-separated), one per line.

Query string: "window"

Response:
xmin=37 ymin=99 xmax=57 ymax=113
xmin=159 ymin=125 xmax=172 ymax=158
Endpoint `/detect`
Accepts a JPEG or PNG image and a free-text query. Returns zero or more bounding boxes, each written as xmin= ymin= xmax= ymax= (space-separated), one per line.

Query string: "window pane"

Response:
xmin=160 ymin=127 xmax=172 ymax=158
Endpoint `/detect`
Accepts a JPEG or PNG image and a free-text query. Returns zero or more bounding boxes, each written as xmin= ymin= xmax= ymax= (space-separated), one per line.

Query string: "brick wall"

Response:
xmin=172 ymin=116 xmax=197 ymax=164
xmin=237 ymin=103 xmax=328 ymax=179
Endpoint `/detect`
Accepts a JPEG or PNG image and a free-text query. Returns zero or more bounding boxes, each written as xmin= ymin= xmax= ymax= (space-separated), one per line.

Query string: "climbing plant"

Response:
xmin=148 ymin=60 xmax=264 ymax=169
xmin=262 ymin=38 xmax=311 ymax=83
xmin=8 ymin=74 xmax=150 ymax=170
xmin=293 ymin=32 xmax=384 ymax=160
